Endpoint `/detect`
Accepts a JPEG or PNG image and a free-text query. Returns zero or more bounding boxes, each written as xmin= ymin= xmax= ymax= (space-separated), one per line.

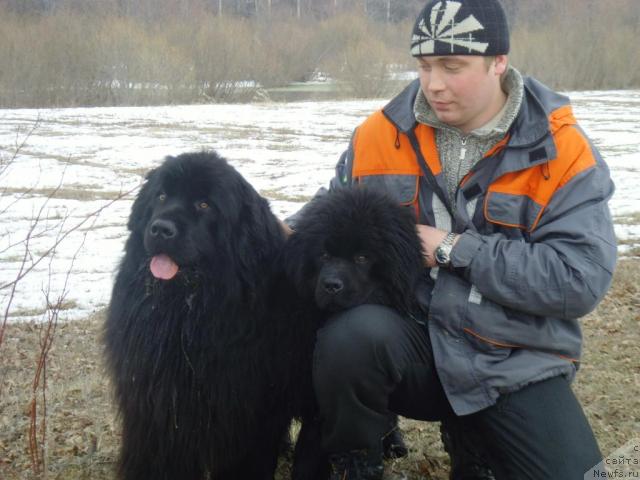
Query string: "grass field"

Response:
xmin=0 ymin=258 xmax=638 ymax=480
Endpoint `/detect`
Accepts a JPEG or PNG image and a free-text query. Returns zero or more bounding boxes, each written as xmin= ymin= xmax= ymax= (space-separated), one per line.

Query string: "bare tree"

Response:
xmin=0 ymin=123 xmax=137 ymax=477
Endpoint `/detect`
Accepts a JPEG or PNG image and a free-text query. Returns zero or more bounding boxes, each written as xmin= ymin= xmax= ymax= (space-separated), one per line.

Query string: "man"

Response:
xmin=290 ymin=0 xmax=617 ymax=478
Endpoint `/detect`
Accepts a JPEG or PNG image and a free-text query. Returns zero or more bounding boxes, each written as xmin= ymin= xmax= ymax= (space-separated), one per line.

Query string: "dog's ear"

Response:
xmin=377 ymin=211 xmax=425 ymax=315
xmin=144 ymin=166 xmax=159 ymax=180
xmin=282 ymin=231 xmax=316 ymax=297
xmin=127 ymin=167 xmax=158 ymax=233
xmin=282 ymin=193 xmax=350 ymax=298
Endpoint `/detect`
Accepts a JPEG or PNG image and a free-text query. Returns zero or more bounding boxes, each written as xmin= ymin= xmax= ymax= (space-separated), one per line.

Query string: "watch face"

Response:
xmin=435 ymin=247 xmax=449 ymax=265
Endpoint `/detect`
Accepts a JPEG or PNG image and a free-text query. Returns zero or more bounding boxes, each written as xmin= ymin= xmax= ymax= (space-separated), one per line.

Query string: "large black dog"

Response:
xmin=285 ymin=187 xmax=426 ymax=478
xmin=104 ymin=152 xmax=316 ymax=480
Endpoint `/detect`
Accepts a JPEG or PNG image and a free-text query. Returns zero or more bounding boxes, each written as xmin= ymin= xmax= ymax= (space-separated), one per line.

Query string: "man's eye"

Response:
xmin=444 ymin=64 xmax=461 ymax=72
xmin=158 ymin=194 xmax=167 ymax=202
xmin=354 ymin=255 xmax=369 ymax=264
xmin=320 ymin=252 xmax=331 ymax=261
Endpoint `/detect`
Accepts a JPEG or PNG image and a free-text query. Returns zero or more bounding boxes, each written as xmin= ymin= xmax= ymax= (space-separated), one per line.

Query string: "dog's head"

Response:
xmin=128 ymin=152 xmax=282 ymax=282
xmin=286 ymin=187 xmax=425 ymax=314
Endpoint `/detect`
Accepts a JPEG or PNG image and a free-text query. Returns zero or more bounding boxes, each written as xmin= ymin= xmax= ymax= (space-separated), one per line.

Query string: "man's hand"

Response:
xmin=416 ymin=225 xmax=459 ymax=267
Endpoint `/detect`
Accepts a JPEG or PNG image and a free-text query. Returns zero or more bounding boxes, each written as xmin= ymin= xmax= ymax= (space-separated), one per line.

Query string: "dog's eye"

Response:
xmin=158 ymin=193 xmax=167 ymax=202
xmin=198 ymin=202 xmax=209 ymax=210
xmin=354 ymin=255 xmax=369 ymax=264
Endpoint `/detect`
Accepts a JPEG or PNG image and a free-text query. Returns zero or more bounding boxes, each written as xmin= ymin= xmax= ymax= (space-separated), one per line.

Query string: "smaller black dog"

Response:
xmin=285 ymin=186 xmax=426 ymax=479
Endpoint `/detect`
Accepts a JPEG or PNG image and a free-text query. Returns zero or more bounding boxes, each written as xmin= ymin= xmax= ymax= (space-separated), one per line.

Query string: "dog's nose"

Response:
xmin=323 ymin=278 xmax=344 ymax=294
xmin=149 ymin=219 xmax=177 ymax=240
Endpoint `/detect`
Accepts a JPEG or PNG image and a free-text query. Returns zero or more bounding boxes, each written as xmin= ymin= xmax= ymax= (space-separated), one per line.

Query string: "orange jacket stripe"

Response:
xmin=485 ymin=124 xmax=597 ymax=231
xmin=352 ymin=112 xmax=441 ymax=178
xmin=483 ymin=134 xmax=510 ymax=159
xmin=416 ymin=123 xmax=442 ymax=175
xmin=463 ymin=328 xmax=580 ymax=363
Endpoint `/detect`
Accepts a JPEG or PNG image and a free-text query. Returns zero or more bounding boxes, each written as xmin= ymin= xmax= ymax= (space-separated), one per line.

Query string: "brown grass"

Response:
xmin=7 ymin=301 xmax=79 ymax=319
xmin=259 ymin=189 xmax=312 ymax=203
xmin=0 ymin=259 xmax=638 ymax=479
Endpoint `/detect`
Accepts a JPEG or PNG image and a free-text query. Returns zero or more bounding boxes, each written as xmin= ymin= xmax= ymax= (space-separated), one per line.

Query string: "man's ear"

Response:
xmin=494 ymin=54 xmax=508 ymax=76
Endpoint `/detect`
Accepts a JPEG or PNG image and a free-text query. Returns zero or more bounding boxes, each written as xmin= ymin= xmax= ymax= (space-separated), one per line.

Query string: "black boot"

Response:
xmin=440 ymin=419 xmax=496 ymax=480
xmin=382 ymin=425 xmax=408 ymax=459
xmin=328 ymin=447 xmax=384 ymax=480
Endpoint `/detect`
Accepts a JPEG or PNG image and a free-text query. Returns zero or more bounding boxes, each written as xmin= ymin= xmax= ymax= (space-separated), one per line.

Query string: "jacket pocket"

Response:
xmin=462 ymin=296 xmax=523 ymax=354
xmin=483 ymin=190 xmax=544 ymax=232
xmin=463 ymin=295 xmax=581 ymax=362
xmin=357 ymin=174 xmax=419 ymax=206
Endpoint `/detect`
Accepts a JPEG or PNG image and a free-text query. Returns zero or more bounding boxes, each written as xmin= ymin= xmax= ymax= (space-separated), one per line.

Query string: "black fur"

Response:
xmin=104 ymin=152 xmax=315 ymax=480
xmin=285 ymin=187 xmax=425 ymax=318
xmin=285 ymin=187 xmax=426 ymax=478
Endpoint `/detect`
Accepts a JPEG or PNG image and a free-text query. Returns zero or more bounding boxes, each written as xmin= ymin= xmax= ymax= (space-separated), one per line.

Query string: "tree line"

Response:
xmin=0 ymin=0 xmax=638 ymax=108
xmin=1 ymin=0 xmax=430 ymax=22
xmin=5 ymin=0 xmax=640 ymax=28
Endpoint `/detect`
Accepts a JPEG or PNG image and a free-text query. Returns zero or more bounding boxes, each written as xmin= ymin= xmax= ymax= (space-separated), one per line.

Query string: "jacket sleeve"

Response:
xmin=450 ymin=147 xmax=617 ymax=320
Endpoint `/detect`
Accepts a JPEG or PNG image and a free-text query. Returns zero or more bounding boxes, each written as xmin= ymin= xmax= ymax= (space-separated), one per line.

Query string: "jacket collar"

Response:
xmin=508 ymin=76 xmax=572 ymax=147
xmin=382 ymin=76 xmax=575 ymax=174
xmin=383 ymin=77 xmax=572 ymax=142
xmin=382 ymin=79 xmax=421 ymax=134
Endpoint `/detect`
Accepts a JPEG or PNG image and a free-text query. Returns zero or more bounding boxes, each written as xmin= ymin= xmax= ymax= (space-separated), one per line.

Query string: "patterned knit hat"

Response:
xmin=411 ymin=0 xmax=510 ymax=57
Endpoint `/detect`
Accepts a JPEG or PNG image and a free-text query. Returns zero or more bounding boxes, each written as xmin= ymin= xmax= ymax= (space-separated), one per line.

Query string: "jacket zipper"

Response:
xmin=459 ymin=135 xmax=468 ymax=161
xmin=452 ymin=136 xmax=469 ymax=219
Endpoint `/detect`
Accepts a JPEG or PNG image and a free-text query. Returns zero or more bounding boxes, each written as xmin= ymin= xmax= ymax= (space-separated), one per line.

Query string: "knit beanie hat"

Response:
xmin=411 ymin=0 xmax=510 ymax=57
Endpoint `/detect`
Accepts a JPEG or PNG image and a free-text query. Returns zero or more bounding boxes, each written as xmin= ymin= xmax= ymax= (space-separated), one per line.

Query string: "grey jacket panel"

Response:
xmin=452 ymin=133 xmax=616 ymax=321
xmin=484 ymin=191 xmax=543 ymax=230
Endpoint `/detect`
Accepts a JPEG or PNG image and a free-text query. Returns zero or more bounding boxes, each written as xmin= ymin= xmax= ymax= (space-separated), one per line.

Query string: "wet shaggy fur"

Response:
xmin=104 ymin=152 xmax=316 ymax=480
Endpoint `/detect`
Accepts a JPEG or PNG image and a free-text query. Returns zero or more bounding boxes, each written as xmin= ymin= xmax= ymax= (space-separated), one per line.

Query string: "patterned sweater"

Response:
xmin=414 ymin=66 xmax=524 ymax=208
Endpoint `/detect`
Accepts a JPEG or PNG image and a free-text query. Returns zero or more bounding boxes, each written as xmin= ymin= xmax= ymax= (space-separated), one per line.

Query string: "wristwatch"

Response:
xmin=434 ymin=232 xmax=457 ymax=268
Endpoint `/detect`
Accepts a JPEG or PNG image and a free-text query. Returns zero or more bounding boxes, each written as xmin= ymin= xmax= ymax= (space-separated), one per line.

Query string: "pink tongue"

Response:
xmin=150 ymin=254 xmax=179 ymax=280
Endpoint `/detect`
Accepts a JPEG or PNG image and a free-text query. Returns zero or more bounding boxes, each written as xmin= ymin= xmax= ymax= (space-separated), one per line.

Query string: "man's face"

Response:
xmin=417 ymin=55 xmax=508 ymax=133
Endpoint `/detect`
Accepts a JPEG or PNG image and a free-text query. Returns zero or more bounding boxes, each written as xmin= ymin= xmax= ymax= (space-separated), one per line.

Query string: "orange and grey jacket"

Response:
xmin=330 ymin=78 xmax=617 ymax=415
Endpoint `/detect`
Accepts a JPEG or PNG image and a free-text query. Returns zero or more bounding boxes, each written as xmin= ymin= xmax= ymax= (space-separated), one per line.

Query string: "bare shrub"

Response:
xmin=0 ymin=1 xmax=639 ymax=107
xmin=510 ymin=0 xmax=640 ymax=90
xmin=190 ymin=17 xmax=259 ymax=101
xmin=0 ymin=124 xmax=134 ymax=477
xmin=95 ymin=17 xmax=196 ymax=105
xmin=252 ymin=19 xmax=319 ymax=87
xmin=320 ymin=14 xmax=398 ymax=98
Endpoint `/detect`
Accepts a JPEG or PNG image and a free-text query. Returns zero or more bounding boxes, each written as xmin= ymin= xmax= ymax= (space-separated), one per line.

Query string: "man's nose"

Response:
xmin=427 ymin=70 xmax=445 ymax=92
